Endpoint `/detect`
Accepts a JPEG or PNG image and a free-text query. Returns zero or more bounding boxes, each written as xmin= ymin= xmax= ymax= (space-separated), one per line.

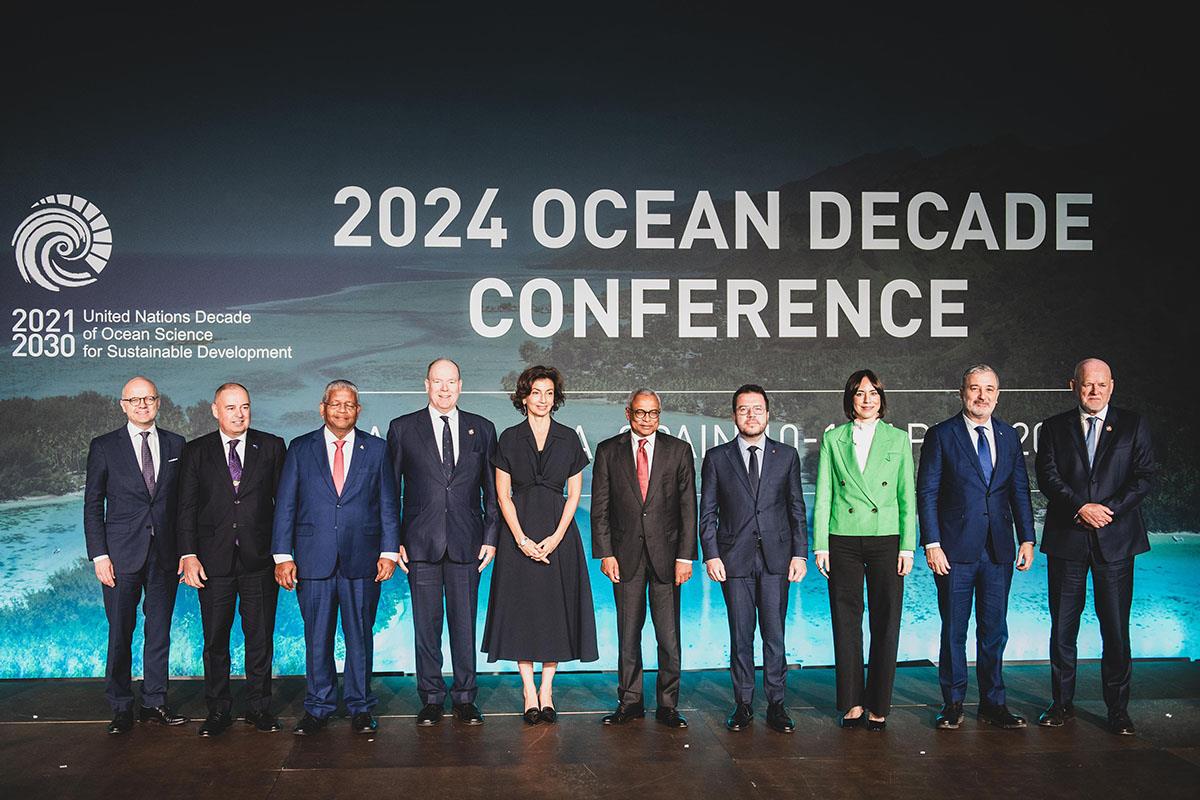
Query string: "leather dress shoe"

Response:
xmin=522 ymin=707 xmax=542 ymax=725
xmin=765 ymin=702 xmax=795 ymax=733
xmin=540 ymin=706 xmax=558 ymax=724
xmin=107 ymin=710 xmax=134 ymax=735
xmin=139 ymin=705 xmax=190 ymax=726
xmin=1108 ymin=710 xmax=1136 ymax=736
xmin=1037 ymin=702 xmax=1075 ymax=727
xmin=726 ymin=702 xmax=754 ymax=731
xmin=601 ymin=702 xmax=646 ymax=725
xmin=416 ymin=703 xmax=444 ymax=726
xmin=936 ymin=701 xmax=964 ymax=730
xmin=351 ymin=712 xmax=378 ymax=734
xmin=292 ymin=712 xmax=327 ymax=736
xmin=452 ymin=702 xmax=484 ymax=725
xmin=978 ymin=703 xmax=1027 ymax=729
xmin=865 ymin=716 xmax=887 ymax=731
xmin=655 ymin=706 xmax=688 ymax=729
xmin=838 ymin=713 xmax=865 ymax=729
xmin=198 ymin=710 xmax=232 ymax=737
xmin=244 ymin=709 xmax=282 ymax=732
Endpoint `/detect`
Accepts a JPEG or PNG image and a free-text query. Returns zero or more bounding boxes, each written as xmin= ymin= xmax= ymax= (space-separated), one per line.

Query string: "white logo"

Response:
xmin=11 ymin=194 xmax=112 ymax=292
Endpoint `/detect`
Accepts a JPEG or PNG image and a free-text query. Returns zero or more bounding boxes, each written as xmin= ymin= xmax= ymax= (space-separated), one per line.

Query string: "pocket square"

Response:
xmin=168 ymin=457 xmax=179 ymax=462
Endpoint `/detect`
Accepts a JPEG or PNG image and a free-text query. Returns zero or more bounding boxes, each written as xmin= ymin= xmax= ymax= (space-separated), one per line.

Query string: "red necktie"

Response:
xmin=333 ymin=439 xmax=346 ymax=495
xmin=636 ymin=438 xmax=649 ymax=501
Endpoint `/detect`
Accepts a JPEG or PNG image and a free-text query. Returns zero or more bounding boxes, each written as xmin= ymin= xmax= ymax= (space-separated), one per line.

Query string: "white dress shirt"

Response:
xmin=428 ymin=404 xmax=460 ymax=463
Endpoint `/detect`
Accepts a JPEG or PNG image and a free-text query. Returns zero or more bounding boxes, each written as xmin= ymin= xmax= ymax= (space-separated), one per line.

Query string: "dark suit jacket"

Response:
xmin=176 ymin=428 xmax=286 ymax=576
xmin=917 ymin=414 xmax=1036 ymax=563
xmin=1035 ymin=406 xmax=1156 ymax=561
xmin=386 ymin=408 xmax=499 ymax=563
xmin=270 ymin=427 xmax=401 ymax=580
xmin=84 ymin=426 xmax=185 ymax=572
xmin=591 ymin=431 xmax=698 ymax=580
xmin=699 ymin=437 xmax=808 ymax=577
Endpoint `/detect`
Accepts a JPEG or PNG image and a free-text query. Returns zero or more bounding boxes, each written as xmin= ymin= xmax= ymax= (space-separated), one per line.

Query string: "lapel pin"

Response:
xmin=1106 ymin=426 xmax=1113 ymax=432
xmin=468 ymin=428 xmax=475 ymax=435
xmin=359 ymin=444 xmax=365 ymax=450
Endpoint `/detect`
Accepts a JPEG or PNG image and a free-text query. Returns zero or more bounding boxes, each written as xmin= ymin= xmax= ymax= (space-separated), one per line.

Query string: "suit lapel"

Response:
xmin=339 ymin=429 xmax=371 ymax=496
xmin=210 ymin=433 xmax=237 ymax=501
xmin=615 ymin=432 xmax=642 ymax=502
xmin=723 ymin=442 xmax=754 ymax=497
xmin=417 ymin=412 xmax=447 ymax=476
xmin=1067 ymin=412 xmax=1090 ymax=469
xmin=1091 ymin=408 xmax=1119 ymax=471
xmin=838 ymin=424 xmax=871 ymax=498
xmin=311 ymin=430 xmax=339 ymax=498
xmin=950 ymin=418 xmax=988 ymax=486
xmin=115 ymin=429 xmax=151 ymax=499
xmin=990 ymin=420 xmax=1014 ymax=486
xmin=149 ymin=431 xmax=178 ymax=501
xmin=642 ymin=435 xmax=668 ymax=507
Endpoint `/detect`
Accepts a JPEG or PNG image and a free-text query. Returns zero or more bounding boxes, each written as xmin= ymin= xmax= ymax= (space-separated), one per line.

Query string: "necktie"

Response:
xmin=228 ymin=439 xmax=243 ymax=494
xmin=1085 ymin=416 xmax=1099 ymax=468
xmin=747 ymin=445 xmax=760 ymax=496
xmin=140 ymin=431 xmax=156 ymax=495
xmin=332 ymin=439 xmax=346 ymax=495
xmin=636 ymin=438 xmax=649 ymax=501
xmin=975 ymin=426 xmax=993 ymax=485
xmin=441 ymin=415 xmax=454 ymax=480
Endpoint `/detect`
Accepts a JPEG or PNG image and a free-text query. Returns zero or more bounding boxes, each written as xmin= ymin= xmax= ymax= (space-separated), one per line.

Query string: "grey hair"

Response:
xmin=426 ymin=357 xmax=461 ymax=379
xmin=960 ymin=363 xmax=999 ymax=389
xmin=322 ymin=379 xmax=359 ymax=404
xmin=626 ymin=387 xmax=660 ymax=407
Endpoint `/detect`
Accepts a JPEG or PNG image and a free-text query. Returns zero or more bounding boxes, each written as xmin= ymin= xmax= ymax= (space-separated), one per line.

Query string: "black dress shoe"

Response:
xmin=293 ymin=712 xmax=327 ymax=736
xmin=522 ymin=707 xmax=542 ymax=725
xmin=1108 ymin=710 xmax=1136 ymax=736
xmin=726 ymin=702 xmax=754 ymax=731
xmin=765 ymin=702 xmax=795 ymax=733
xmin=351 ymin=712 xmax=378 ymax=734
xmin=107 ymin=710 xmax=134 ymax=735
xmin=452 ymin=702 xmax=484 ymax=725
xmin=838 ymin=713 xmax=865 ymax=729
xmin=139 ymin=705 xmax=190 ymax=726
xmin=198 ymin=711 xmax=232 ymax=737
xmin=655 ymin=707 xmax=688 ymax=729
xmin=244 ymin=709 xmax=282 ymax=732
xmin=936 ymin=701 xmax=964 ymax=730
xmin=416 ymin=703 xmax=444 ymax=726
xmin=978 ymin=703 xmax=1027 ymax=729
xmin=1037 ymin=702 xmax=1075 ymax=727
xmin=601 ymin=702 xmax=646 ymax=725
xmin=540 ymin=706 xmax=557 ymax=724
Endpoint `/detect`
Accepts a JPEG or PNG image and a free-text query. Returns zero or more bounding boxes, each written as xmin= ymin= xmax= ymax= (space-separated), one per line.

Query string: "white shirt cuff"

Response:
xmin=924 ymin=542 xmax=941 ymax=550
xmin=814 ymin=550 xmax=828 ymax=556
xmin=93 ymin=554 xmax=110 ymax=562
xmin=381 ymin=552 xmax=400 ymax=561
xmin=273 ymin=554 xmax=294 ymax=564
xmin=899 ymin=550 xmax=913 ymax=558
xmin=179 ymin=553 xmax=196 ymax=560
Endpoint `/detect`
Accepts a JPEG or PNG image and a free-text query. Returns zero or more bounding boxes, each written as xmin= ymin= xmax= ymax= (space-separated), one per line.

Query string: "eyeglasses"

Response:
xmin=121 ymin=395 xmax=159 ymax=406
xmin=630 ymin=409 xmax=661 ymax=420
xmin=323 ymin=401 xmax=359 ymax=411
xmin=735 ymin=406 xmax=766 ymax=417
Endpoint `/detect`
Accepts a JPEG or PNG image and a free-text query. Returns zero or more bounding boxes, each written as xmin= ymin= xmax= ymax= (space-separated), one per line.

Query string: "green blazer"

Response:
xmin=812 ymin=420 xmax=917 ymax=552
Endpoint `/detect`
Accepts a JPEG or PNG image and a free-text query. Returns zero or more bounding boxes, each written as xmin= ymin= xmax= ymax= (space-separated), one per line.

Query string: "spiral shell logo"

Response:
xmin=11 ymin=194 xmax=112 ymax=292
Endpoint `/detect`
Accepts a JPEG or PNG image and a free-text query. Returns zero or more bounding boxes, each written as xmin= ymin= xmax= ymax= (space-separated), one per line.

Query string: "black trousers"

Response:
xmin=827 ymin=534 xmax=903 ymax=716
xmin=409 ymin=557 xmax=481 ymax=705
xmin=101 ymin=545 xmax=178 ymax=712
xmin=198 ymin=564 xmax=278 ymax=714
xmin=1048 ymin=547 xmax=1135 ymax=714
xmin=612 ymin=551 xmax=681 ymax=708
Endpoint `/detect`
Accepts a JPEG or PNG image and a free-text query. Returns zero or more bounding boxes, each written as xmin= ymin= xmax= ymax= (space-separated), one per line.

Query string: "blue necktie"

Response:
xmin=975 ymin=426 xmax=993 ymax=485
xmin=440 ymin=415 xmax=454 ymax=479
xmin=1085 ymin=416 xmax=1099 ymax=468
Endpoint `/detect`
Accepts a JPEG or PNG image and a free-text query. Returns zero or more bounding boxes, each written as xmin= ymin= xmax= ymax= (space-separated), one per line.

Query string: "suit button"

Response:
xmin=336 ymin=503 xmax=341 ymax=508
xmin=232 ymin=523 xmax=238 ymax=529
xmin=839 ymin=480 xmax=845 ymax=486
xmin=233 ymin=499 xmax=240 ymax=505
xmin=882 ymin=481 xmax=888 ymax=487
xmin=871 ymin=508 xmax=877 ymax=513
xmin=643 ymin=512 xmax=647 ymax=516
xmin=848 ymin=508 xmax=854 ymax=514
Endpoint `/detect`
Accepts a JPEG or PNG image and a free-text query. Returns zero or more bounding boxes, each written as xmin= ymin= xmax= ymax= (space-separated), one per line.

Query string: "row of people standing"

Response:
xmin=83 ymin=356 xmax=1154 ymax=739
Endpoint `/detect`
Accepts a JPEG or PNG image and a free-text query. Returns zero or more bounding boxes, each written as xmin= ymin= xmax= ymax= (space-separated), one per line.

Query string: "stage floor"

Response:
xmin=2 ymin=661 xmax=1198 ymax=799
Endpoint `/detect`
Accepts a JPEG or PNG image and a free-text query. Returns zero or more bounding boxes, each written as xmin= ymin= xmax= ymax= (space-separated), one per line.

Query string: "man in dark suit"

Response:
xmin=1035 ymin=358 xmax=1155 ymax=735
xmin=84 ymin=376 xmax=189 ymax=734
xmin=917 ymin=364 xmax=1036 ymax=731
xmin=592 ymin=389 xmax=697 ymax=729
xmin=386 ymin=358 xmax=499 ymax=725
xmin=177 ymin=382 xmax=286 ymax=736
xmin=272 ymin=379 xmax=401 ymax=735
xmin=700 ymin=384 xmax=808 ymax=733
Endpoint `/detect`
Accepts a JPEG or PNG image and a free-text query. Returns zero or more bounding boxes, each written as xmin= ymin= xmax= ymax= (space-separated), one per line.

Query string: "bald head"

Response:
xmin=120 ymin=376 xmax=160 ymax=429
xmin=1071 ymin=358 xmax=1114 ymax=414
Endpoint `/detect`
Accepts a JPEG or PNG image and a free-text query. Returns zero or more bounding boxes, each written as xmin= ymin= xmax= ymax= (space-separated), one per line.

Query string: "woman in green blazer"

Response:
xmin=813 ymin=369 xmax=917 ymax=730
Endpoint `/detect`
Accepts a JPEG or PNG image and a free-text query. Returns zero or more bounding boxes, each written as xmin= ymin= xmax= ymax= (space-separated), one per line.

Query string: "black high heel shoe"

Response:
xmin=838 ymin=713 xmax=866 ymax=729
xmin=523 ymin=707 xmax=542 ymax=725
xmin=865 ymin=716 xmax=887 ymax=731
xmin=540 ymin=706 xmax=557 ymax=724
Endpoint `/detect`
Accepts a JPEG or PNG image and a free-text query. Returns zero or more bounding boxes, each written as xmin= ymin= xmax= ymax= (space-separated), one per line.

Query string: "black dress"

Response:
xmin=482 ymin=418 xmax=599 ymax=663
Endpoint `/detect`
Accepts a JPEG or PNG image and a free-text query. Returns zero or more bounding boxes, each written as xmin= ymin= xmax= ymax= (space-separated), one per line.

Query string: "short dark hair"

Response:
xmin=842 ymin=369 xmax=887 ymax=420
xmin=731 ymin=383 xmax=769 ymax=414
xmin=511 ymin=365 xmax=566 ymax=415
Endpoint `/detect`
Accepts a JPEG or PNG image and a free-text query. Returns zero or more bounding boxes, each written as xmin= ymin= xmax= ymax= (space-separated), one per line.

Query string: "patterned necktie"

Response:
xmin=636 ymin=438 xmax=649 ymax=501
xmin=975 ymin=426 xmax=993 ymax=485
xmin=441 ymin=415 xmax=454 ymax=480
xmin=1085 ymin=416 xmax=1099 ymax=468
xmin=228 ymin=439 xmax=243 ymax=493
xmin=747 ymin=445 xmax=760 ymax=496
xmin=332 ymin=439 xmax=346 ymax=495
xmin=139 ymin=431 xmax=156 ymax=495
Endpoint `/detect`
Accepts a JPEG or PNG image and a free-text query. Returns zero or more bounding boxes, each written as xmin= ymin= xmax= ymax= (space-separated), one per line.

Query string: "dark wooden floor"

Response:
xmin=2 ymin=661 xmax=1198 ymax=799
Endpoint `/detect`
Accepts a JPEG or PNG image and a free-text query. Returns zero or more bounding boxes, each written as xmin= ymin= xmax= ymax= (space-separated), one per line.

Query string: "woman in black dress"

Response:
xmin=482 ymin=365 xmax=598 ymax=724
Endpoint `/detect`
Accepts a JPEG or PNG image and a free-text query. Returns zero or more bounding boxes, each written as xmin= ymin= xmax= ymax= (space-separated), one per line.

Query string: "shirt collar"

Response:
xmin=962 ymin=413 xmax=993 ymax=434
xmin=219 ymin=430 xmax=247 ymax=449
xmin=738 ymin=433 xmax=765 ymax=453
xmin=632 ymin=431 xmax=657 ymax=447
xmin=127 ymin=421 xmax=157 ymax=439
xmin=1080 ymin=405 xmax=1109 ymax=424
xmin=852 ymin=418 xmax=879 ymax=432
xmin=324 ymin=426 xmax=356 ymax=447
xmin=428 ymin=404 xmax=459 ymax=424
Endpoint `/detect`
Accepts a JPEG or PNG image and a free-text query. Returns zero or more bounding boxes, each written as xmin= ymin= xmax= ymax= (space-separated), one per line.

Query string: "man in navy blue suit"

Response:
xmin=272 ymin=379 xmax=401 ymax=735
xmin=700 ymin=384 xmax=808 ymax=733
xmin=917 ymin=364 xmax=1036 ymax=731
xmin=84 ymin=375 xmax=189 ymax=734
xmin=386 ymin=358 xmax=499 ymax=725
xmin=1035 ymin=358 xmax=1156 ymax=736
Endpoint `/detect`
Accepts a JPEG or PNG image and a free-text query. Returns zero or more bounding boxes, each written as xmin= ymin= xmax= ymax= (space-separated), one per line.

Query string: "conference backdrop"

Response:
xmin=1 ymin=9 xmax=1194 ymax=680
